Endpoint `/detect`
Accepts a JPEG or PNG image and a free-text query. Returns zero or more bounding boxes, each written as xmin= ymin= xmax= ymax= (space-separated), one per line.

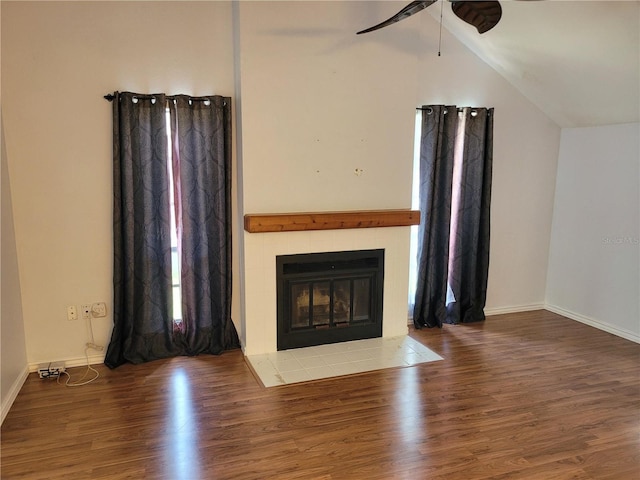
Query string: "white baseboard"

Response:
xmin=408 ymin=303 xmax=638 ymax=344
xmin=545 ymin=304 xmax=640 ymax=344
xmin=406 ymin=304 xmax=546 ymax=324
xmin=28 ymin=353 xmax=105 ymax=373
xmin=485 ymin=304 xmax=546 ymax=316
xmin=1 ymin=365 xmax=29 ymax=425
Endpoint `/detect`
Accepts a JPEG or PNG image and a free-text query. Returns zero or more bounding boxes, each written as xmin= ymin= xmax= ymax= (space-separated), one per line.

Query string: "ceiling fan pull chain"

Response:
xmin=438 ymin=0 xmax=444 ymax=56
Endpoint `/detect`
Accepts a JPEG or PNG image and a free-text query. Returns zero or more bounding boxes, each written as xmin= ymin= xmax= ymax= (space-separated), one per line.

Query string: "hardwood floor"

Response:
xmin=2 ymin=310 xmax=638 ymax=479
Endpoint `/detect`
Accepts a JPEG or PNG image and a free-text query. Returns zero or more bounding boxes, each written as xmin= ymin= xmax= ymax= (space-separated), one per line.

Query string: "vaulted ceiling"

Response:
xmin=427 ymin=0 xmax=640 ymax=128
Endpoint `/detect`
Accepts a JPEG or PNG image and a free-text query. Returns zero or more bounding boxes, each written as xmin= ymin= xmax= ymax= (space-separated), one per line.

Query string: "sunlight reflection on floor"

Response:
xmin=167 ymin=368 xmax=201 ymax=480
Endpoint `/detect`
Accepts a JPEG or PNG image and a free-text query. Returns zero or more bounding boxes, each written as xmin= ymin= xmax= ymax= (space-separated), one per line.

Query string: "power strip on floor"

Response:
xmin=37 ymin=362 xmax=66 ymax=379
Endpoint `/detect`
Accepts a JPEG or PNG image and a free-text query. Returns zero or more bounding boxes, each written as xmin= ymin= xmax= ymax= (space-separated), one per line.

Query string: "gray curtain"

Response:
xmin=413 ymin=105 xmax=493 ymax=328
xmin=105 ymin=92 xmax=238 ymax=368
xmin=170 ymin=95 xmax=237 ymax=355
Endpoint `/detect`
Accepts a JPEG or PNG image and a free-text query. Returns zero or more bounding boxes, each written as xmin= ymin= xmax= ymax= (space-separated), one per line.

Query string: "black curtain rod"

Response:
xmin=104 ymin=93 xmax=157 ymax=102
xmin=415 ymin=107 xmax=465 ymax=111
xmin=416 ymin=107 xmax=491 ymax=115
xmin=104 ymin=93 xmax=216 ymax=102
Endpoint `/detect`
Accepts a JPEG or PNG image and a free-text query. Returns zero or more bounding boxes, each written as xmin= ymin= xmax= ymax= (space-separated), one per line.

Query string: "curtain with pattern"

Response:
xmin=413 ymin=105 xmax=493 ymax=328
xmin=170 ymin=95 xmax=237 ymax=355
xmin=105 ymin=91 xmax=239 ymax=368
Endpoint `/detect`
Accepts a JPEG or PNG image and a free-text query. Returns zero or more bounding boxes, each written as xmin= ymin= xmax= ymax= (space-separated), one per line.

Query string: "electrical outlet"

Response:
xmin=81 ymin=304 xmax=92 ymax=320
xmin=67 ymin=305 xmax=78 ymax=321
xmin=92 ymin=302 xmax=107 ymax=317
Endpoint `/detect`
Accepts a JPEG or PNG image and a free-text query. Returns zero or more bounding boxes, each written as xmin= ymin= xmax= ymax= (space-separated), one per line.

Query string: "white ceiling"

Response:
xmin=429 ymin=0 xmax=639 ymax=128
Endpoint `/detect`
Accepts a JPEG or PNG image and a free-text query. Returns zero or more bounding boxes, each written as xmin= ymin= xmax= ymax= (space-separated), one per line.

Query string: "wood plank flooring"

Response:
xmin=2 ymin=310 xmax=638 ymax=479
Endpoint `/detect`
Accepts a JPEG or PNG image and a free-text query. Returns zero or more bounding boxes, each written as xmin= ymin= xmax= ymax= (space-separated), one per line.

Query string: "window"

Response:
xmin=408 ymin=110 xmax=422 ymax=316
xmin=165 ymin=109 xmax=182 ymax=325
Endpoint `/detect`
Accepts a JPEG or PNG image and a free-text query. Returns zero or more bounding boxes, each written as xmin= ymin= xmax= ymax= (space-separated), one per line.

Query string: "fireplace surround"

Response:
xmin=276 ymin=249 xmax=384 ymax=350
xmin=241 ymin=209 xmax=419 ymax=356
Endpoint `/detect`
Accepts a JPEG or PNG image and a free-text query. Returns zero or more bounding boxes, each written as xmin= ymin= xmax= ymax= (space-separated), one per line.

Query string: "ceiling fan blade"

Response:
xmin=451 ymin=1 xmax=502 ymax=34
xmin=357 ymin=1 xmax=438 ymax=35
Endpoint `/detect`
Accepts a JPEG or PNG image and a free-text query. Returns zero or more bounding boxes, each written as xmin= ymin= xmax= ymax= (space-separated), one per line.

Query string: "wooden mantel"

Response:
xmin=244 ymin=209 xmax=420 ymax=233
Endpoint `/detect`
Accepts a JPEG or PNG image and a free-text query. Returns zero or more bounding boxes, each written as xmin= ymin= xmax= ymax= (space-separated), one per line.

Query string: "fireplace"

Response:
xmin=276 ymin=249 xmax=384 ymax=350
xmin=242 ymin=210 xmax=418 ymax=355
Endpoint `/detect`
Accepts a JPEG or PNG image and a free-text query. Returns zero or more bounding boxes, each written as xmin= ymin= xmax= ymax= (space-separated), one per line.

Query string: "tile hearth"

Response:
xmin=246 ymin=335 xmax=443 ymax=387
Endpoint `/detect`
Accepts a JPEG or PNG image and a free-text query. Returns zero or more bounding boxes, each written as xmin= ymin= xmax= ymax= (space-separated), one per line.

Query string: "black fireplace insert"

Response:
xmin=276 ymin=249 xmax=384 ymax=350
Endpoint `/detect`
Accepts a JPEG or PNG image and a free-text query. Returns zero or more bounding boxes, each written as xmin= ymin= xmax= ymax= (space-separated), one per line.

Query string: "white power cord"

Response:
xmin=56 ymin=305 xmax=105 ymax=387
xmin=58 ymin=313 xmax=103 ymax=387
xmin=57 ymin=347 xmax=100 ymax=387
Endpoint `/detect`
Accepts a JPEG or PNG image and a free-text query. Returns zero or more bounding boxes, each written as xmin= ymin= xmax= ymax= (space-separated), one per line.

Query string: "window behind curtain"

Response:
xmin=407 ymin=109 xmax=458 ymax=316
xmin=166 ymin=108 xmax=182 ymax=325
xmin=408 ymin=110 xmax=422 ymax=317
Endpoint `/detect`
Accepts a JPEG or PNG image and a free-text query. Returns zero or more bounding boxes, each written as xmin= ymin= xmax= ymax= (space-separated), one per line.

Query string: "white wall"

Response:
xmin=1 ymin=118 xmax=29 ymax=423
xmin=547 ymin=123 xmax=640 ymax=341
xmin=1 ymin=1 xmax=237 ymax=367
xmin=239 ymin=2 xmax=418 ymax=214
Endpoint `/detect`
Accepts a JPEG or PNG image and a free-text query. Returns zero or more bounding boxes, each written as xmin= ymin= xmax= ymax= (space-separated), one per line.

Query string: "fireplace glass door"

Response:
xmin=290 ymin=278 xmax=372 ymax=329
xmin=277 ymin=249 xmax=384 ymax=350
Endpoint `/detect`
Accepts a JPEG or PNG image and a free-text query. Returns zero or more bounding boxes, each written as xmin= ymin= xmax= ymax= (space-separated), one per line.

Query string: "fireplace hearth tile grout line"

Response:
xmin=246 ymin=336 xmax=443 ymax=387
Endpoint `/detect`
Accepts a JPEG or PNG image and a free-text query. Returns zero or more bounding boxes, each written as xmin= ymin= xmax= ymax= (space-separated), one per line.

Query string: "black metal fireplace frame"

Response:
xmin=276 ymin=249 xmax=384 ymax=351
